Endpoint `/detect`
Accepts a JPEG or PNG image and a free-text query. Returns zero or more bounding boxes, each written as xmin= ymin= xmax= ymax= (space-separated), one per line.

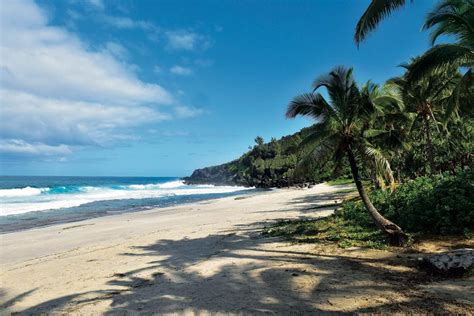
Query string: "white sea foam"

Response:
xmin=0 ymin=187 xmax=50 ymax=197
xmin=127 ymin=180 xmax=185 ymax=190
xmin=156 ymin=180 xmax=186 ymax=189
xmin=0 ymin=180 xmax=251 ymax=216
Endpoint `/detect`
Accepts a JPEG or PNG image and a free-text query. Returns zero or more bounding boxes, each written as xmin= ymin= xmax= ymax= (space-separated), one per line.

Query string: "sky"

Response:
xmin=0 ymin=0 xmax=437 ymax=177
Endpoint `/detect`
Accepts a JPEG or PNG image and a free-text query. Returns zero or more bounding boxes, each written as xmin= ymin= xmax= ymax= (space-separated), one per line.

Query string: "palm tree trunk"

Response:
xmin=371 ymin=164 xmax=382 ymax=189
xmin=387 ymin=167 xmax=396 ymax=192
xmin=347 ymin=146 xmax=407 ymax=246
xmin=395 ymin=151 xmax=402 ymax=183
xmin=424 ymin=117 xmax=435 ymax=174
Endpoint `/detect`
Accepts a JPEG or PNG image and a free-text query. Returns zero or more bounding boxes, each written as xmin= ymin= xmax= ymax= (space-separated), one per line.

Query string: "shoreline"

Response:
xmin=1 ymin=183 xmax=471 ymax=314
xmin=0 ymin=188 xmax=274 ymax=265
xmin=0 ymin=185 xmax=261 ymax=235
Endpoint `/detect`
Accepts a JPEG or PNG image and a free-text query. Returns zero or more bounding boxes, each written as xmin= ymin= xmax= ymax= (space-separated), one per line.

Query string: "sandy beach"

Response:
xmin=1 ymin=183 xmax=472 ymax=314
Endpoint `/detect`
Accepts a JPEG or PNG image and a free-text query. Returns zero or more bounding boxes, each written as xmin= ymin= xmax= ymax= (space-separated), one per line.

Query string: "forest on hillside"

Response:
xmin=184 ymin=128 xmax=349 ymax=188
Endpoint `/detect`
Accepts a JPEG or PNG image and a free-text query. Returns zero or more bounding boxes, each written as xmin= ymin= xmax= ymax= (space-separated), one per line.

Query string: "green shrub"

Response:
xmin=339 ymin=171 xmax=474 ymax=235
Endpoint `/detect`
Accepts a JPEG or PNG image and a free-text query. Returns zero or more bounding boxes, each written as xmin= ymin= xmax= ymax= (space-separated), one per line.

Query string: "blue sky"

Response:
xmin=0 ymin=0 xmax=436 ymax=177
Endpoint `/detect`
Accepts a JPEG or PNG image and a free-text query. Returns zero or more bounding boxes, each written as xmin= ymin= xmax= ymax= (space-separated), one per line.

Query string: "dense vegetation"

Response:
xmin=184 ymin=128 xmax=349 ymax=188
xmin=188 ymin=0 xmax=473 ymax=245
xmin=340 ymin=171 xmax=474 ymax=235
xmin=280 ymin=0 xmax=473 ymax=244
xmin=264 ymin=171 xmax=473 ymax=248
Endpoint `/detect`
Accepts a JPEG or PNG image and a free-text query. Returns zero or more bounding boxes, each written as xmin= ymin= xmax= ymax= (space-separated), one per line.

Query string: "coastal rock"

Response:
xmin=420 ymin=248 xmax=474 ymax=276
xmin=183 ymin=162 xmax=240 ymax=186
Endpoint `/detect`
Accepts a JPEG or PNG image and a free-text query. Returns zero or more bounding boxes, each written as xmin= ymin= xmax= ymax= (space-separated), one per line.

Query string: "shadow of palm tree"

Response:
xmin=7 ymin=186 xmax=472 ymax=314
xmin=99 ymin=233 xmax=472 ymax=314
xmin=0 ymin=289 xmax=37 ymax=311
xmin=15 ymin=227 xmax=472 ymax=314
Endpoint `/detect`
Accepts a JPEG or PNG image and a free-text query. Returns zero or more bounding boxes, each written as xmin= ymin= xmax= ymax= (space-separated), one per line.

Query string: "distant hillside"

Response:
xmin=184 ymin=127 xmax=342 ymax=188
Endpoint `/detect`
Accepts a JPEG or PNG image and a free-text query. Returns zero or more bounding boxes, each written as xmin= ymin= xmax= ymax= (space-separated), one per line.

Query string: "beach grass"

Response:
xmin=262 ymin=215 xmax=389 ymax=249
xmin=327 ymin=178 xmax=354 ymax=186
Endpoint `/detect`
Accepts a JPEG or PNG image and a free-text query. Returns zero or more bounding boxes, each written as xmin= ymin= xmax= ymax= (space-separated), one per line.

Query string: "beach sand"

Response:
xmin=1 ymin=183 xmax=472 ymax=314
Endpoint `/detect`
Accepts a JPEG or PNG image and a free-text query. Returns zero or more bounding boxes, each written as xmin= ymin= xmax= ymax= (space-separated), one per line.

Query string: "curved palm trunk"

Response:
xmin=347 ymin=146 xmax=407 ymax=246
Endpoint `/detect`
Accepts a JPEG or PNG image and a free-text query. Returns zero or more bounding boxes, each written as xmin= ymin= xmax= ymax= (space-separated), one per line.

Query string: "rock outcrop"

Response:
xmin=420 ymin=248 xmax=474 ymax=276
xmin=183 ymin=162 xmax=243 ymax=187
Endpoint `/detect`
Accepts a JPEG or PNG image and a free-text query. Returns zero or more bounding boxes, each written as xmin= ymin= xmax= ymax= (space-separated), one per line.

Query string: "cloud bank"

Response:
xmin=0 ymin=0 xmax=199 ymax=160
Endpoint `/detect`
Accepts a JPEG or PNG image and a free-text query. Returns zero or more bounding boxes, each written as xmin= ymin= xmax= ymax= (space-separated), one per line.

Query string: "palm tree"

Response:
xmin=406 ymin=0 xmax=474 ymax=82
xmin=355 ymin=0 xmax=409 ymax=46
xmin=387 ymin=60 xmax=461 ymax=174
xmin=360 ymin=81 xmax=412 ymax=184
xmin=286 ymin=66 xmax=407 ymax=245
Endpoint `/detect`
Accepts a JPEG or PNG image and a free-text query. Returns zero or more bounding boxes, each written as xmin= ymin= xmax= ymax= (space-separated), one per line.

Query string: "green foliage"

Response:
xmin=262 ymin=215 xmax=388 ymax=249
xmin=263 ymin=171 xmax=473 ymax=249
xmin=340 ymin=171 xmax=474 ymax=235
xmin=327 ymin=178 xmax=353 ymax=186
xmin=223 ymin=126 xmax=348 ymax=187
xmin=354 ymin=0 xmax=407 ymax=46
xmin=254 ymin=136 xmax=265 ymax=147
xmin=407 ymin=0 xmax=474 ymax=82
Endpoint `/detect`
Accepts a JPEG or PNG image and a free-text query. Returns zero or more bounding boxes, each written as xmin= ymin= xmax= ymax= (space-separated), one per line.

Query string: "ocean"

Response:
xmin=0 ymin=176 xmax=255 ymax=233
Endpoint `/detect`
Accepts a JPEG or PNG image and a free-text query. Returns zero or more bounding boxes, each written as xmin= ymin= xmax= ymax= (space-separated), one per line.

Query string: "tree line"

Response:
xmin=286 ymin=0 xmax=473 ymax=245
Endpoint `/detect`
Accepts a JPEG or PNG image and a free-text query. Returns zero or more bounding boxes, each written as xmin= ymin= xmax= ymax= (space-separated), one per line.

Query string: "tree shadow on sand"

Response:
xmin=8 ymin=192 xmax=473 ymax=314
xmin=14 ymin=234 xmax=472 ymax=314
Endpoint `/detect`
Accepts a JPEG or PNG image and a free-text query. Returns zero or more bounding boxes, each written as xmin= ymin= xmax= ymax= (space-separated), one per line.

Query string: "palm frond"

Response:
xmin=364 ymin=129 xmax=388 ymax=138
xmin=286 ymin=93 xmax=333 ymax=120
xmin=312 ymin=66 xmax=361 ymax=120
xmin=406 ymin=44 xmax=474 ymax=82
xmin=445 ymin=69 xmax=473 ymax=120
xmin=363 ymin=144 xmax=396 ymax=191
xmin=423 ymin=0 xmax=474 ymax=45
xmin=426 ymin=11 xmax=474 ymax=45
xmin=293 ymin=140 xmax=336 ymax=178
xmin=312 ymin=66 xmax=354 ymax=91
xmin=298 ymin=122 xmax=333 ymax=150
xmin=355 ymin=0 xmax=408 ymax=46
xmin=332 ymin=141 xmax=348 ymax=176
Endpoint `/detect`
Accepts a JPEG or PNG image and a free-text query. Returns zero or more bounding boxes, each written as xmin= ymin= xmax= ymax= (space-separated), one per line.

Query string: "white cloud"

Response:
xmin=0 ymin=2 xmax=172 ymax=106
xmin=68 ymin=0 xmax=104 ymax=11
xmin=102 ymin=41 xmax=129 ymax=59
xmin=98 ymin=16 xmax=211 ymax=52
xmin=85 ymin=0 xmax=104 ymax=9
xmin=0 ymin=0 xmax=181 ymax=158
xmin=165 ymin=30 xmax=211 ymax=51
xmin=0 ymin=139 xmax=73 ymax=157
xmin=175 ymin=106 xmax=203 ymax=118
xmin=102 ymin=15 xmax=155 ymax=31
xmin=99 ymin=15 xmax=162 ymax=43
xmin=0 ymin=88 xmax=170 ymax=147
xmin=170 ymin=66 xmax=193 ymax=76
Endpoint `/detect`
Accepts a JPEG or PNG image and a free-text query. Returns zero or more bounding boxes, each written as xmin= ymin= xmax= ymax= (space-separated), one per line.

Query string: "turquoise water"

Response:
xmin=0 ymin=176 xmax=254 ymax=233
